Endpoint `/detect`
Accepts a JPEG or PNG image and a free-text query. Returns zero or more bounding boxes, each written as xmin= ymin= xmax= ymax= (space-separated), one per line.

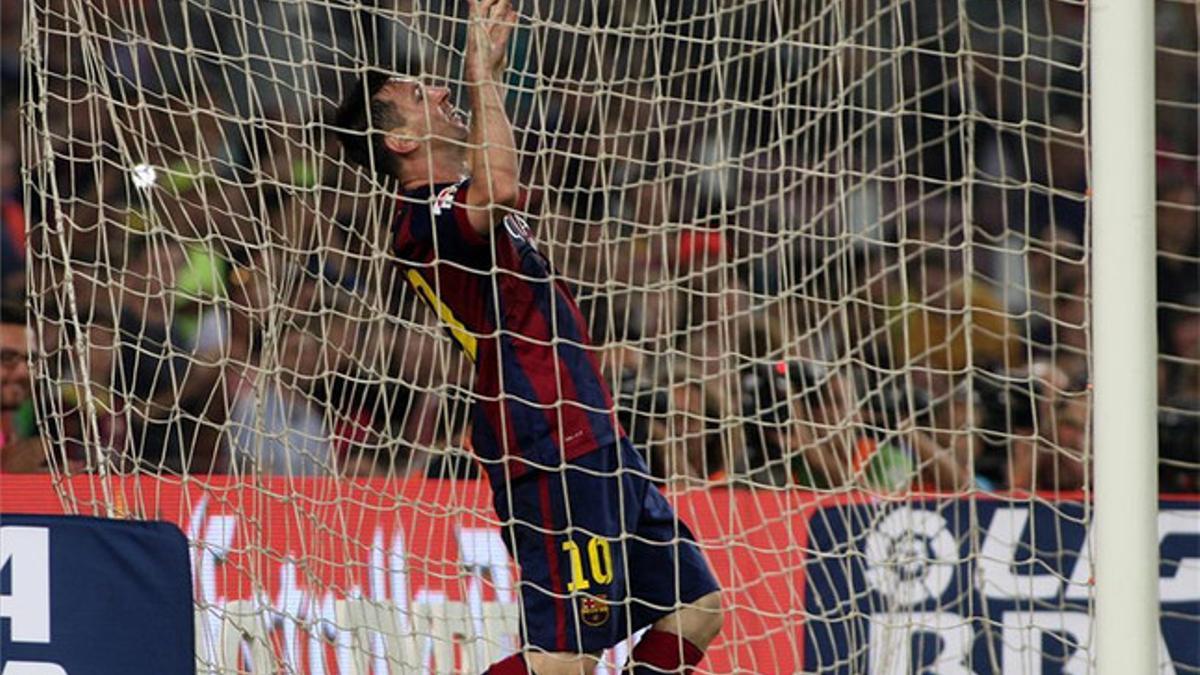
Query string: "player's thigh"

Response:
xmin=649 ymin=590 xmax=724 ymax=650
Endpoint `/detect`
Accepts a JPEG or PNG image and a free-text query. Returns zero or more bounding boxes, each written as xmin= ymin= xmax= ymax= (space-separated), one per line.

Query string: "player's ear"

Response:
xmin=384 ymin=130 xmax=418 ymax=156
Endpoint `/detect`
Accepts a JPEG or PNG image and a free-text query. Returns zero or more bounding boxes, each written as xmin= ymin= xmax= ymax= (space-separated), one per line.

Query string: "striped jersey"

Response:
xmin=392 ymin=178 xmax=620 ymax=484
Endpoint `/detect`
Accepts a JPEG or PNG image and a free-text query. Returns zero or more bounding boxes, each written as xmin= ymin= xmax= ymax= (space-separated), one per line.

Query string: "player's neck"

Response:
xmin=397 ymin=155 xmax=469 ymax=192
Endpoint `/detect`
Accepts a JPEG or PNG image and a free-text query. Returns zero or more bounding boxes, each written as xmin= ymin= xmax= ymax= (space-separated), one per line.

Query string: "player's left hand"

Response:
xmin=465 ymin=0 xmax=518 ymax=82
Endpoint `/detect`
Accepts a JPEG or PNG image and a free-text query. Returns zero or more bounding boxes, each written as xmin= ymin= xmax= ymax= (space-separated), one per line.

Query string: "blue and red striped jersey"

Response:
xmin=392 ymin=178 xmax=620 ymax=484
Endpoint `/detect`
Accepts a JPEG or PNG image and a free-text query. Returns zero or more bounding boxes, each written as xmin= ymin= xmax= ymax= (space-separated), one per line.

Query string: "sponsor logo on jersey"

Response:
xmin=432 ymin=184 xmax=459 ymax=216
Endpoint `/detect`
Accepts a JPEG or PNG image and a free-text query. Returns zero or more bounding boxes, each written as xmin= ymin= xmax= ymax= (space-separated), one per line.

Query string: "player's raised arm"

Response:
xmin=462 ymin=0 xmax=520 ymax=234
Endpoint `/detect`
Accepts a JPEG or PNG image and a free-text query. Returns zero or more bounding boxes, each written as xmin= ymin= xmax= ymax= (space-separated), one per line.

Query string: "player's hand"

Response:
xmin=465 ymin=0 xmax=517 ymax=82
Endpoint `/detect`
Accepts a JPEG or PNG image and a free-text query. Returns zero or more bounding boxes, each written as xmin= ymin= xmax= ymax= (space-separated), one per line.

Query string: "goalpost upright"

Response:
xmin=1090 ymin=0 xmax=1160 ymax=672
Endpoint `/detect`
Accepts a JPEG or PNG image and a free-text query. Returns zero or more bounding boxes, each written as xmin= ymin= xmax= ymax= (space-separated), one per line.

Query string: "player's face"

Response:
xmin=378 ymin=77 xmax=470 ymax=144
xmin=1053 ymin=397 xmax=1088 ymax=451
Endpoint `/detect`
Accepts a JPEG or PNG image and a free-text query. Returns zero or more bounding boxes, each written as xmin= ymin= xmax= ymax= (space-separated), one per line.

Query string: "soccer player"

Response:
xmin=332 ymin=1 xmax=724 ymax=674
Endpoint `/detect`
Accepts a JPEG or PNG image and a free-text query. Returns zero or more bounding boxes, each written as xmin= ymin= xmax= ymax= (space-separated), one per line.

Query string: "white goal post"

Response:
xmin=1090 ymin=0 xmax=1159 ymax=673
xmin=10 ymin=0 xmax=1199 ymax=673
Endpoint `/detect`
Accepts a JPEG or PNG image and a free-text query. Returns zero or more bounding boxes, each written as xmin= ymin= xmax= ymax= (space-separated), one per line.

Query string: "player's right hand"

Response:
xmin=465 ymin=0 xmax=517 ymax=82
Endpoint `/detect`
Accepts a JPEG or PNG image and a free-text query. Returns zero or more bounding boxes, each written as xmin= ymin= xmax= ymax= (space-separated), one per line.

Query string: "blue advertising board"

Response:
xmin=803 ymin=499 xmax=1199 ymax=674
xmin=0 ymin=514 xmax=194 ymax=674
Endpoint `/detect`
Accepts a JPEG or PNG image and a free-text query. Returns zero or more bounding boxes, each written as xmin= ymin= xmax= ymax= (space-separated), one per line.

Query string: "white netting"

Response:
xmin=6 ymin=0 xmax=1198 ymax=672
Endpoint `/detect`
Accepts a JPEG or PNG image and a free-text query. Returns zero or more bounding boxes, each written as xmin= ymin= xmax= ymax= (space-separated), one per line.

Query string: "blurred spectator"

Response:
xmin=739 ymin=360 xmax=972 ymax=492
xmin=16 ymin=306 xmax=132 ymax=475
xmin=1157 ymin=182 xmax=1199 ymax=468
xmin=668 ymin=379 xmax=726 ymax=484
xmin=738 ymin=361 xmax=820 ymax=487
xmin=99 ymin=234 xmax=233 ymax=474
xmin=1160 ymin=399 xmax=1199 ymax=494
xmin=585 ymin=295 xmax=650 ymax=387
xmin=617 ymin=384 xmax=672 ymax=480
xmin=1023 ymin=226 xmax=1086 ymax=340
xmin=1156 ymin=181 xmax=1199 ymax=308
xmin=0 ymin=317 xmax=44 ymax=472
xmin=1159 ymin=289 xmax=1199 ymax=493
xmin=1163 ymin=297 xmax=1200 ymax=402
xmin=7 ymin=0 xmax=1197 ymax=494
xmin=1009 ymin=391 xmax=1089 ymax=492
xmin=730 ymin=361 xmax=836 ymax=489
xmin=854 ymin=374 xmax=973 ymax=493
xmin=1002 ymin=361 xmax=1089 ymax=492
xmin=1161 ymin=402 xmax=1199 ymax=494
xmin=1035 ymin=123 xmax=1088 ymax=237
xmin=617 ymin=373 xmax=725 ymax=487
xmin=322 ymin=369 xmax=420 ymax=477
xmin=1044 ymin=274 xmax=1090 ymax=385
xmin=0 ymin=135 xmax=23 ymax=302
xmin=227 ymin=328 xmax=333 ymax=476
xmin=931 ymin=384 xmax=1001 ymax=491
xmin=673 ymin=230 xmax=754 ymax=383
xmin=889 ymin=249 xmax=1021 ymax=376
xmin=421 ymin=389 xmax=479 ymax=479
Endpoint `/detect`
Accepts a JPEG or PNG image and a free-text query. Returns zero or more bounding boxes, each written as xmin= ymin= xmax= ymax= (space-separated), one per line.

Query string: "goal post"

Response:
xmin=1090 ymin=0 xmax=1160 ymax=673
xmin=10 ymin=0 xmax=1199 ymax=673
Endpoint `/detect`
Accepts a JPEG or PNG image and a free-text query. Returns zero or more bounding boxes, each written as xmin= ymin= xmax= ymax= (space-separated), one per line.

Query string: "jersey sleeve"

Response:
xmin=393 ymin=180 xmax=493 ymax=269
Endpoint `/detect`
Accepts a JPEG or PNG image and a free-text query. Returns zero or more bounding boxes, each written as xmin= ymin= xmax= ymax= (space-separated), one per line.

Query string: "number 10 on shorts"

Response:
xmin=562 ymin=537 xmax=613 ymax=592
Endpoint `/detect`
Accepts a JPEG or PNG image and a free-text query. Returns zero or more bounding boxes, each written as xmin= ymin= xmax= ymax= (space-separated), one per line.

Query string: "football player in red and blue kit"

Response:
xmin=332 ymin=1 xmax=723 ymax=674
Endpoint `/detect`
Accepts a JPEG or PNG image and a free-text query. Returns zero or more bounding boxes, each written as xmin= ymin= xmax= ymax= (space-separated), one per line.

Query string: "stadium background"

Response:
xmin=0 ymin=0 xmax=1196 ymax=672
xmin=0 ymin=0 xmax=1194 ymax=489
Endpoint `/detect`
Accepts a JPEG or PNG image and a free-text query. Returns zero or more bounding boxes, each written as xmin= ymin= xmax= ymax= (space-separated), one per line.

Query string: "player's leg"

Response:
xmin=483 ymin=650 xmax=600 ymax=675
xmin=617 ymin=439 xmax=725 ymax=674
xmin=647 ymin=590 xmax=724 ymax=647
xmin=630 ymin=591 xmax=724 ymax=674
xmin=486 ymin=462 xmax=630 ymax=675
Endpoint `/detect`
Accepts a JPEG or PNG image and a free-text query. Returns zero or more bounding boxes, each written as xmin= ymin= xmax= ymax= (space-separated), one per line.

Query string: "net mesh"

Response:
xmin=9 ymin=0 xmax=1199 ymax=672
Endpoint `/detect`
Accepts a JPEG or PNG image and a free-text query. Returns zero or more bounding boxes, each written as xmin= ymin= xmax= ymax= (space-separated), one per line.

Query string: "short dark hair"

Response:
xmin=333 ymin=69 xmax=401 ymax=179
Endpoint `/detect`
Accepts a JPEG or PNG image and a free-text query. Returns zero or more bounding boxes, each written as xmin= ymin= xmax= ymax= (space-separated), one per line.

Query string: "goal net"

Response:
xmin=13 ymin=0 xmax=1198 ymax=672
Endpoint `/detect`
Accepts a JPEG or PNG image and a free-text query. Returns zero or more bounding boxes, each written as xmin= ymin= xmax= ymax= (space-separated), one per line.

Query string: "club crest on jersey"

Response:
xmin=579 ymin=594 xmax=610 ymax=627
xmin=432 ymin=184 xmax=459 ymax=216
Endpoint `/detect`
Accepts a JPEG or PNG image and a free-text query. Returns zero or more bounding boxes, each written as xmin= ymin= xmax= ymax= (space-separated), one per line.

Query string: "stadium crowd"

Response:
xmin=0 ymin=0 xmax=1195 ymax=494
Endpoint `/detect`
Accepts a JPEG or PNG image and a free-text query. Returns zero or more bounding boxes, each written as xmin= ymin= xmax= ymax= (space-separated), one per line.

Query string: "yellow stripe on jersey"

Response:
xmin=406 ymin=269 xmax=478 ymax=362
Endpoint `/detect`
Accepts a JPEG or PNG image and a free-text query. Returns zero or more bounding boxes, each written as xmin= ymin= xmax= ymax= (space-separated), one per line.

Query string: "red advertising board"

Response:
xmin=10 ymin=477 xmax=1191 ymax=673
xmin=0 ymin=475 xmax=829 ymax=673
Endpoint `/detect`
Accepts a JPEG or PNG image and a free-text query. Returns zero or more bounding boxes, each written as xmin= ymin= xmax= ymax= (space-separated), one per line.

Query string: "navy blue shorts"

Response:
xmin=492 ymin=438 xmax=721 ymax=654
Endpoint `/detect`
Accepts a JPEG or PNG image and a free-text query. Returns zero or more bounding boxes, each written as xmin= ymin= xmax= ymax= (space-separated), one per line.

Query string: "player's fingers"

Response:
xmin=498 ymin=2 xmax=516 ymax=24
xmin=491 ymin=0 xmax=510 ymax=20
xmin=493 ymin=11 xmax=516 ymax=45
xmin=475 ymin=0 xmax=498 ymax=17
